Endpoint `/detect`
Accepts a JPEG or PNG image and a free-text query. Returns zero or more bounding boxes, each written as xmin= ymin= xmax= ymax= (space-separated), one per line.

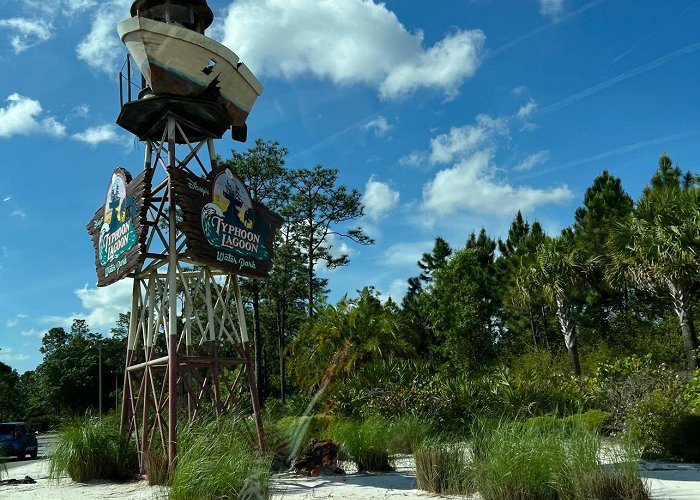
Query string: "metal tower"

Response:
xmin=87 ymin=0 xmax=274 ymax=474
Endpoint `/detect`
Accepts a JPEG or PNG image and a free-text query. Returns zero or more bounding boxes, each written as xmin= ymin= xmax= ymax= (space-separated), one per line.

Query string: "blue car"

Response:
xmin=0 ymin=422 xmax=38 ymax=459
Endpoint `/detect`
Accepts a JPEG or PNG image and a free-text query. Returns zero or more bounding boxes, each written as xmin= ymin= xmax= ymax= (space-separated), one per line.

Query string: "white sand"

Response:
xmin=2 ymin=456 xmax=699 ymax=499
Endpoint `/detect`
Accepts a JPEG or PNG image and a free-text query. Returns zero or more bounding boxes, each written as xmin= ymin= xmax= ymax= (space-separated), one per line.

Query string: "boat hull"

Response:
xmin=117 ymin=17 xmax=263 ymax=128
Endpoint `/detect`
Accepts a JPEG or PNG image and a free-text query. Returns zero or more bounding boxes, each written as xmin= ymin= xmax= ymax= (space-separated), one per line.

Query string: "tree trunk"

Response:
xmin=669 ymin=283 xmax=698 ymax=370
xmin=279 ymin=301 xmax=287 ymax=403
xmin=555 ymin=297 xmax=581 ymax=376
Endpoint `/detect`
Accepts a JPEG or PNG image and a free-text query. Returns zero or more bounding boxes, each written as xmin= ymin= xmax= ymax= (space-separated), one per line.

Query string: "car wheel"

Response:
xmin=17 ymin=447 xmax=26 ymax=460
xmin=30 ymin=447 xmax=38 ymax=459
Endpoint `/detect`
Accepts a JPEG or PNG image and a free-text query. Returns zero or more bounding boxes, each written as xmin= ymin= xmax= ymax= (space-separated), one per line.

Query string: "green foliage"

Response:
xmin=472 ymin=418 xmax=649 ymax=500
xmin=427 ymin=248 xmax=496 ymax=372
xmin=276 ymin=414 xmax=335 ymax=459
xmin=331 ymin=417 xmax=392 ymax=471
xmin=526 ymin=410 xmax=611 ymax=433
xmin=170 ymin=417 xmax=271 ymax=500
xmin=624 ymin=382 xmax=697 ymax=460
xmin=49 ymin=414 xmax=136 ymax=483
xmin=287 ymin=288 xmax=416 ymax=392
xmin=386 ymin=414 xmax=435 ymax=455
xmin=415 ymin=441 xmax=473 ymax=495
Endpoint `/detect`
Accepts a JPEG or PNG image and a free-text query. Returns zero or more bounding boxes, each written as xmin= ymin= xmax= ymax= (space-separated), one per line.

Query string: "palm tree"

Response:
xmin=515 ymin=233 xmax=592 ymax=376
xmin=287 ymin=288 xmax=416 ymax=391
xmin=607 ymin=187 xmax=700 ymax=370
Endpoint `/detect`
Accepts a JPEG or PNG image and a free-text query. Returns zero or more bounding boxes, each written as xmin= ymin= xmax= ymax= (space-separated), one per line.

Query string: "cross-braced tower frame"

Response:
xmin=119 ymin=115 xmax=265 ymax=473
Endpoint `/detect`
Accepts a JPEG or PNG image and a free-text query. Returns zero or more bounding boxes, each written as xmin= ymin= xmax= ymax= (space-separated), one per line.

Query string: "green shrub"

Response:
xmin=49 ymin=414 xmax=137 ymax=483
xmin=415 ymin=441 xmax=473 ymax=495
xmin=668 ymin=414 xmax=700 ymax=462
xmin=623 ymin=379 xmax=700 ymax=462
xmin=331 ymin=417 xmax=392 ymax=471
xmin=169 ymin=417 xmax=270 ymax=500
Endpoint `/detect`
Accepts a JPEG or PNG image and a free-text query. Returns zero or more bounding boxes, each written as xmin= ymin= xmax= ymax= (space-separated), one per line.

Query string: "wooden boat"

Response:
xmin=117 ymin=16 xmax=263 ymax=130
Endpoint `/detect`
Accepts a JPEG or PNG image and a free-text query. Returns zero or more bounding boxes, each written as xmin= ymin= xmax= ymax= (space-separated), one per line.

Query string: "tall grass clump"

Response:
xmin=49 ymin=414 xmax=136 ymax=483
xmin=331 ymin=416 xmax=392 ymax=471
xmin=415 ymin=440 xmax=473 ymax=495
xmin=472 ymin=417 xmax=650 ymax=500
xmin=387 ymin=414 xmax=434 ymax=454
xmin=276 ymin=414 xmax=334 ymax=461
xmin=169 ymin=417 xmax=271 ymax=500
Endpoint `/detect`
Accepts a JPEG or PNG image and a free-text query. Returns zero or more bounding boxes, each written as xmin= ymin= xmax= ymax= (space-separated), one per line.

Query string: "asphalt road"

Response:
xmin=4 ymin=434 xmax=57 ymax=471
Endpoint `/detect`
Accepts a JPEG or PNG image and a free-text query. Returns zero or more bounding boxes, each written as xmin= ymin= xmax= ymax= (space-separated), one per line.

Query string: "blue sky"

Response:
xmin=1 ymin=0 xmax=700 ymax=373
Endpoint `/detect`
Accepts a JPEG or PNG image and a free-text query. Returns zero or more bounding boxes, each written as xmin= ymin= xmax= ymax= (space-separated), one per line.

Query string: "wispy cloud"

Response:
xmin=0 ymin=18 xmax=53 ymax=53
xmin=72 ymin=124 xmax=127 ymax=146
xmin=489 ymin=0 xmax=606 ymax=58
xmin=0 ymin=346 xmax=30 ymax=363
xmin=2 ymin=196 xmax=10 ymax=202
xmin=539 ymin=42 xmax=700 ymax=115
xmin=11 ymin=209 xmax=26 ymax=219
xmin=539 ymin=0 xmax=566 ymax=20
xmin=364 ymin=116 xmax=392 ymax=137
xmin=515 ymin=131 xmax=698 ymax=181
xmin=514 ymin=150 xmax=550 ymax=171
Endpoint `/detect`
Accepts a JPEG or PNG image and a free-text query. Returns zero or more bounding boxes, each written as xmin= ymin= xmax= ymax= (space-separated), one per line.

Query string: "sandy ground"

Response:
xmin=2 ymin=455 xmax=700 ymax=499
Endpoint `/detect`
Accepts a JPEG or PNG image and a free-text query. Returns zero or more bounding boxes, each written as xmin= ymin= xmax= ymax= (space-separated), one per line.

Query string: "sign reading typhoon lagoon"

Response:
xmin=87 ymin=167 xmax=152 ymax=287
xmin=169 ymin=166 xmax=283 ymax=279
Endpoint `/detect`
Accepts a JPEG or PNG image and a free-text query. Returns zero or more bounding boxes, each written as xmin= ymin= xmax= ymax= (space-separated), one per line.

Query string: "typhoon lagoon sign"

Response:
xmin=169 ymin=166 xmax=283 ymax=279
xmin=87 ymin=167 xmax=152 ymax=286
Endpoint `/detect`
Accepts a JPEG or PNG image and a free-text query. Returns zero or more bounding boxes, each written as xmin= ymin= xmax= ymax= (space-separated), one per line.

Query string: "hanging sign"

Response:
xmin=169 ymin=166 xmax=283 ymax=278
xmin=87 ymin=167 xmax=152 ymax=286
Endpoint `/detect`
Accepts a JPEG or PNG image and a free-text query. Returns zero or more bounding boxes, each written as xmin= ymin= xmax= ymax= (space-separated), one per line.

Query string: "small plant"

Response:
xmin=414 ymin=441 xmax=473 ymax=495
xmin=143 ymin=448 xmax=168 ymax=486
xmin=169 ymin=417 xmax=271 ymax=500
xmin=331 ymin=417 xmax=392 ymax=471
xmin=49 ymin=414 xmax=137 ymax=483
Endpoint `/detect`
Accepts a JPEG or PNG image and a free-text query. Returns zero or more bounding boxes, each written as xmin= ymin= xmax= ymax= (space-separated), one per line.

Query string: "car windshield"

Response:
xmin=0 ymin=424 xmax=16 ymax=440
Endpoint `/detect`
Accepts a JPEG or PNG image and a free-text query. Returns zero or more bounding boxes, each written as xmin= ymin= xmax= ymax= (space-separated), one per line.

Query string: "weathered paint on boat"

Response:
xmin=117 ymin=16 xmax=263 ymax=127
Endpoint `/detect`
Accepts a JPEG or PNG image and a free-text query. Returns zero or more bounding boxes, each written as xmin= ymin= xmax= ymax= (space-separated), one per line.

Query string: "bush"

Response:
xmin=169 ymin=417 xmax=270 ymax=500
xmin=49 ymin=414 xmax=137 ymax=483
xmin=668 ymin=414 xmax=700 ymax=462
xmin=331 ymin=417 xmax=392 ymax=471
xmin=415 ymin=441 xmax=473 ymax=495
xmin=624 ymin=383 xmax=697 ymax=460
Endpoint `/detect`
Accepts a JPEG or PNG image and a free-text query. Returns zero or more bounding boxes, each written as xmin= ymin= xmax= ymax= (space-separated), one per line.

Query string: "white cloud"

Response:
xmin=20 ymin=329 xmax=44 ymax=338
xmin=2 ymin=196 xmax=10 ymax=202
xmin=364 ymin=116 xmax=392 ymax=137
xmin=514 ymin=150 xmax=550 ymax=171
xmin=77 ymin=0 xmax=130 ymax=73
xmin=6 ymin=313 xmax=27 ymax=328
xmin=11 ymin=209 xmax=27 ymax=219
xmin=72 ymin=124 xmax=126 ymax=146
xmin=0 ymin=93 xmax=66 ymax=138
xmin=540 ymin=0 xmax=565 ymax=19
xmin=383 ymin=279 xmax=408 ymax=303
xmin=219 ymin=0 xmax=485 ymax=99
xmin=384 ymin=240 xmax=435 ymax=267
xmin=429 ymin=114 xmax=508 ymax=164
xmin=0 ymin=347 xmax=29 ymax=363
xmin=399 ymin=151 xmax=428 ymax=168
xmin=44 ymin=280 xmax=133 ymax=332
xmin=511 ymin=86 xmax=527 ymax=96
xmin=422 ymin=149 xmax=573 ymax=215
xmin=362 ymin=176 xmax=400 ymax=221
xmin=517 ymin=98 xmax=538 ymax=120
xmin=0 ymin=18 xmax=53 ymax=53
